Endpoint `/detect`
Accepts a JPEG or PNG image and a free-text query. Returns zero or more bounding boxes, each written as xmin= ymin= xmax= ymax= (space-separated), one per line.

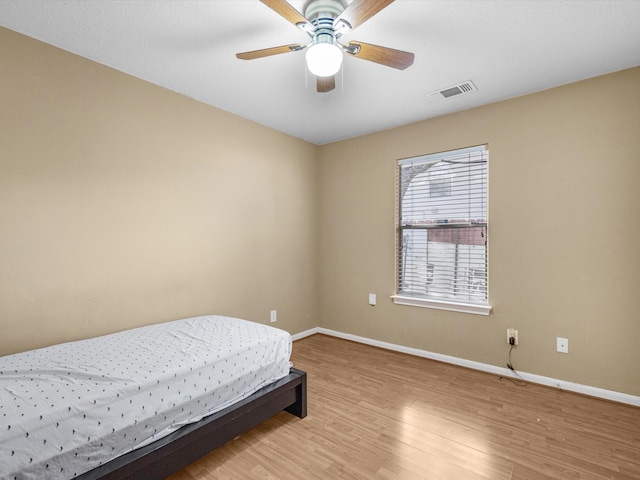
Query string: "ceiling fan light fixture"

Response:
xmin=306 ymin=41 xmax=343 ymax=77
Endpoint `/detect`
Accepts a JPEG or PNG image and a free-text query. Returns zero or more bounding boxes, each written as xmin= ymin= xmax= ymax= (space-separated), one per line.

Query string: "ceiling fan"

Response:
xmin=236 ymin=0 xmax=415 ymax=93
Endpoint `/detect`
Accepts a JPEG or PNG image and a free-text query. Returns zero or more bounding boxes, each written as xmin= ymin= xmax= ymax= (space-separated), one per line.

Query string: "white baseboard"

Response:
xmin=291 ymin=327 xmax=321 ymax=341
xmin=292 ymin=327 xmax=640 ymax=407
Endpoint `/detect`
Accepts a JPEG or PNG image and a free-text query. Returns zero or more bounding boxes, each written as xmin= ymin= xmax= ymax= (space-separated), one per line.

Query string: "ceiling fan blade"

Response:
xmin=260 ymin=0 xmax=312 ymax=29
xmin=346 ymin=41 xmax=414 ymax=70
xmin=317 ymin=76 xmax=336 ymax=93
xmin=236 ymin=44 xmax=303 ymax=60
xmin=334 ymin=0 xmax=394 ymax=31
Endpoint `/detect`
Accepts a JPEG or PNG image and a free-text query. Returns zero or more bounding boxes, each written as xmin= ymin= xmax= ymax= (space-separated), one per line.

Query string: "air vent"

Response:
xmin=427 ymin=81 xmax=477 ymax=101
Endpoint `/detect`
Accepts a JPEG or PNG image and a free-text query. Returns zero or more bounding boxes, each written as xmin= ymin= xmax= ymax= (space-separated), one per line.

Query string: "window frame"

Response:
xmin=392 ymin=145 xmax=491 ymax=315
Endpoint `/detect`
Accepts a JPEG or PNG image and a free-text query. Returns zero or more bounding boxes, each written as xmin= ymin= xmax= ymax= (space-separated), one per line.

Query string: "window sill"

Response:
xmin=391 ymin=295 xmax=492 ymax=316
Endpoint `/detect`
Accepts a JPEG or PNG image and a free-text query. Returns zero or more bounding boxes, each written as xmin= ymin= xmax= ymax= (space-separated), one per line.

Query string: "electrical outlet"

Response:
xmin=557 ymin=337 xmax=568 ymax=353
xmin=368 ymin=293 xmax=376 ymax=306
xmin=270 ymin=310 xmax=277 ymax=323
xmin=507 ymin=328 xmax=518 ymax=345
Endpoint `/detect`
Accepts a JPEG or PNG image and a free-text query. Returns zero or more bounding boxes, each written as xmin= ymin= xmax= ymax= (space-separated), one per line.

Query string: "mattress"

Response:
xmin=0 ymin=315 xmax=292 ymax=480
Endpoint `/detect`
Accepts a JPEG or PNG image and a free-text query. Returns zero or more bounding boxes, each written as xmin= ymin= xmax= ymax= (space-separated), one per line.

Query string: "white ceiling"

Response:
xmin=1 ymin=0 xmax=639 ymax=145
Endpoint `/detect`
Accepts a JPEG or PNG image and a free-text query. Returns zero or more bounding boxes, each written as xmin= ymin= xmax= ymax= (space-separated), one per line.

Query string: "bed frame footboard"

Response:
xmin=78 ymin=368 xmax=307 ymax=480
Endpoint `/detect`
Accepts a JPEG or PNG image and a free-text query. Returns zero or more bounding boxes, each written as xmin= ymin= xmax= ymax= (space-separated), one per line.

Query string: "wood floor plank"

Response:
xmin=168 ymin=334 xmax=640 ymax=480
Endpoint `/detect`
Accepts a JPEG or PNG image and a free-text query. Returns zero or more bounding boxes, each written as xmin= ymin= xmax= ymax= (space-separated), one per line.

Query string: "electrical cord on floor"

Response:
xmin=500 ymin=342 xmax=527 ymax=387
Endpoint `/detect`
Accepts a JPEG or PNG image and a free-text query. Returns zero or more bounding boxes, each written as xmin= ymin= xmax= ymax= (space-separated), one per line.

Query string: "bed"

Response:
xmin=0 ymin=315 xmax=307 ymax=480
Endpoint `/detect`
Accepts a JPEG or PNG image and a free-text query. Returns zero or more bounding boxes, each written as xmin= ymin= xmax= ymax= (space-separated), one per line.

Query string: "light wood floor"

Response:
xmin=169 ymin=334 xmax=640 ymax=480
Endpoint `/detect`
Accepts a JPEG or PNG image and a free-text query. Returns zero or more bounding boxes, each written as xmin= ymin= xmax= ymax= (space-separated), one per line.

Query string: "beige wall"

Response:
xmin=0 ymin=27 xmax=318 ymax=354
xmin=317 ymin=66 xmax=640 ymax=397
xmin=2 ymin=27 xmax=639 ymax=397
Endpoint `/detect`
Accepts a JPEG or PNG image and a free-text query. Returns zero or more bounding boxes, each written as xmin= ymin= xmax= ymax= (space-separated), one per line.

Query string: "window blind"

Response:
xmin=397 ymin=145 xmax=488 ymax=306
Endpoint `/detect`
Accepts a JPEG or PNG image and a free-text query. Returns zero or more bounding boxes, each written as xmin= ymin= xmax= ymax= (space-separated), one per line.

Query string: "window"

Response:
xmin=392 ymin=145 xmax=490 ymax=315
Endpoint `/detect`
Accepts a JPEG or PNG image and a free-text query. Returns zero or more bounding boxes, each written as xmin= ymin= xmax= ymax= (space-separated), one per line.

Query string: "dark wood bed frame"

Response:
xmin=77 ymin=367 xmax=307 ymax=480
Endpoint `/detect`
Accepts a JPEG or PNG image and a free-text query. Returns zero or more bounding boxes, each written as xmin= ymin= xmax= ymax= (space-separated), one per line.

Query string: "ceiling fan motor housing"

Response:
xmin=310 ymin=16 xmax=336 ymax=47
xmin=304 ymin=0 xmax=346 ymax=22
xmin=304 ymin=0 xmax=347 ymax=44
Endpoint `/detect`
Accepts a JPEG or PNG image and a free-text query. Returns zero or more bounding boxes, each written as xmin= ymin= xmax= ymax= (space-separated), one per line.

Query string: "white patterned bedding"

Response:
xmin=0 ymin=315 xmax=292 ymax=480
